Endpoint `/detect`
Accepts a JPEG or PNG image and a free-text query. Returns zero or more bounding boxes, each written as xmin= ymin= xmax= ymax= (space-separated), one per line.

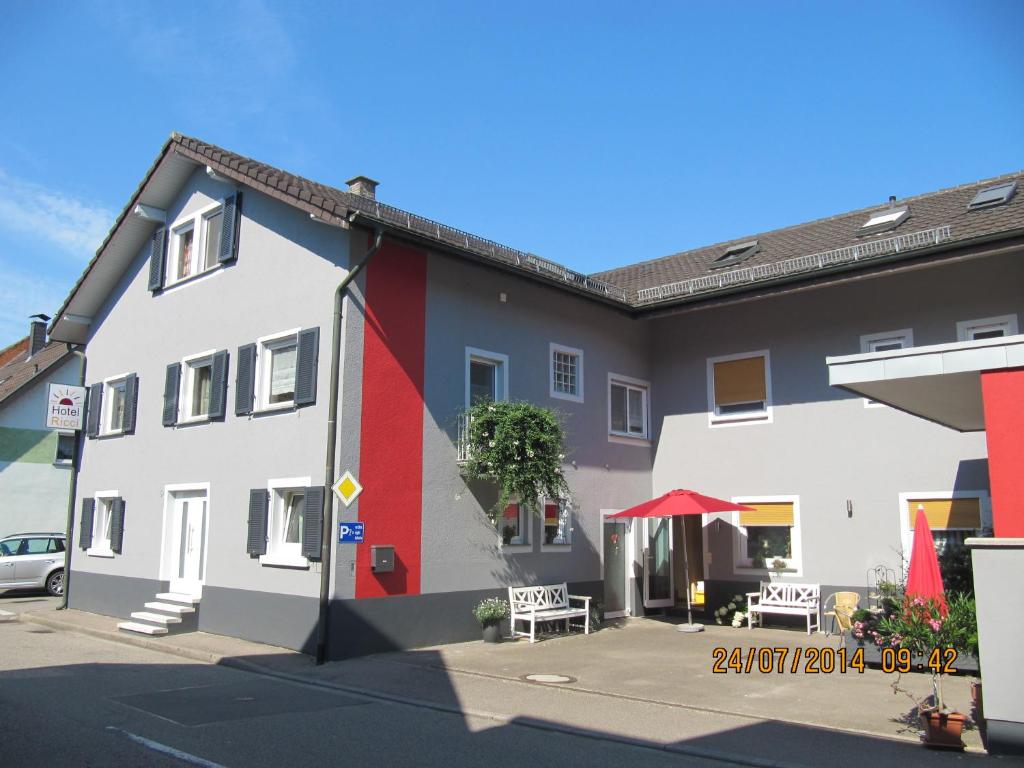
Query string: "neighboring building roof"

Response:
xmin=592 ymin=171 xmax=1024 ymax=305
xmin=0 ymin=339 xmax=75 ymax=407
xmin=49 ymin=133 xmax=1024 ymax=341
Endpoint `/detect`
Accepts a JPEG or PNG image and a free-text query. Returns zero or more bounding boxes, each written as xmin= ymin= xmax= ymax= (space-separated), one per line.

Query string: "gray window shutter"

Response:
xmin=148 ymin=227 xmax=168 ymax=292
xmin=235 ymin=344 xmax=256 ymax=416
xmin=79 ymin=498 xmax=95 ymax=550
xmin=218 ymin=192 xmax=242 ymax=264
xmin=163 ymin=363 xmax=180 ymax=427
xmin=109 ymin=498 xmax=126 ymax=554
xmin=122 ymin=373 xmax=139 ymax=434
xmin=294 ymin=327 xmax=320 ymax=407
xmin=302 ymin=486 xmax=325 ymax=560
xmin=247 ymin=489 xmax=268 ymax=556
xmin=209 ymin=350 xmax=229 ymax=420
xmin=85 ymin=383 xmax=103 ymax=439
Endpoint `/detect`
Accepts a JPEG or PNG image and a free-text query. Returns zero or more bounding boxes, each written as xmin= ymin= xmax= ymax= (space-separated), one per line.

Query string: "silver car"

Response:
xmin=0 ymin=533 xmax=66 ymax=596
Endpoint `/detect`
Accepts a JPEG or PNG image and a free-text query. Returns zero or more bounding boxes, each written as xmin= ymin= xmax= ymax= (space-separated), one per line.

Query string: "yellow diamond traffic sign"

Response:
xmin=333 ymin=471 xmax=363 ymax=507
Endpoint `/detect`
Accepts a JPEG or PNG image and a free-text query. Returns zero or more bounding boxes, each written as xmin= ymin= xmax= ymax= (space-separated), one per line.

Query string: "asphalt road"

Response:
xmin=0 ymin=618 xmax=724 ymax=768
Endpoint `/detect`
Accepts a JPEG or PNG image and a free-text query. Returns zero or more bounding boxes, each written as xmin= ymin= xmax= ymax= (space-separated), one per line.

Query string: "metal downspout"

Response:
xmin=316 ymin=218 xmax=384 ymax=665
xmin=58 ymin=346 xmax=86 ymax=610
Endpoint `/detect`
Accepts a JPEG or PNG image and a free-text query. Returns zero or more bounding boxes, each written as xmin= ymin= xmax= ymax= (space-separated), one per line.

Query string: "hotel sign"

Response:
xmin=46 ymin=384 xmax=87 ymax=430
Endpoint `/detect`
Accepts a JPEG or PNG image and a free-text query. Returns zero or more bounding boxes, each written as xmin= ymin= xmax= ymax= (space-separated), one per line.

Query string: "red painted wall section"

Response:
xmin=355 ymin=239 xmax=427 ymax=597
xmin=981 ymin=368 xmax=1024 ymax=538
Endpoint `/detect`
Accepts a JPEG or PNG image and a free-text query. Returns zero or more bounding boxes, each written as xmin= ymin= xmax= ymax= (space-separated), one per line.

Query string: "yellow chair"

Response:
xmin=823 ymin=591 xmax=860 ymax=636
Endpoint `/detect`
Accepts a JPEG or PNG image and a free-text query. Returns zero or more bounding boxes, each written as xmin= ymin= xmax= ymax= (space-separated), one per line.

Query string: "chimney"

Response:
xmin=28 ymin=314 xmax=50 ymax=358
xmin=888 ymin=195 xmax=897 ymax=208
xmin=346 ymin=175 xmax=380 ymax=200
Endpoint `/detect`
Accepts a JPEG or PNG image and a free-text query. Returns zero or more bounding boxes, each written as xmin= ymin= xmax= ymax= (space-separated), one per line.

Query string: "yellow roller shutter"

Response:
xmin=740 ymin=502 xmax=794 ymax=527
xmin=907 ymin=498 xmax=981 ymax=530
xmin=714 ymin=356 xmax=767 ymax=406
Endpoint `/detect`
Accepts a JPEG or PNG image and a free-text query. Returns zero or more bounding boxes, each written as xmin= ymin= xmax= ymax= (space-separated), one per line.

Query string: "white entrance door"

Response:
xmin=643 ymin=516 xmax=674 ymax=609
xmin=170 ymin=491 xmax=207 ymax=596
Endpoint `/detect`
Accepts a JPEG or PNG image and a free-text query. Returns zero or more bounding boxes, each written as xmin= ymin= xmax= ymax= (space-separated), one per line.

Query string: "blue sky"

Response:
xmin=1 ymin=1 xmax=1021 ymax=345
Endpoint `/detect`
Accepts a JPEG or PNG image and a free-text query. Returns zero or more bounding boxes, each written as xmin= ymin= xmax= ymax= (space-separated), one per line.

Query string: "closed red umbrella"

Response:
xmin=906 ymin=508 xmax=948 ymax=616
xmin=609 ymin=490 xmax=756 ymax=632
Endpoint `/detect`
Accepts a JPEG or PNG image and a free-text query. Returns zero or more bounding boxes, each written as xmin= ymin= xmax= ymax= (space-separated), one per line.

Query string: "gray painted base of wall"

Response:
xmin=985 ymin=720 xmax=1024 ymax=756
xmin=69 ymin=571 xmax=165 ymax=619
xmin=198 ymin=586 xmax=318 ymax=655
xmin=329 ymin=580 xmax=603 ymax=660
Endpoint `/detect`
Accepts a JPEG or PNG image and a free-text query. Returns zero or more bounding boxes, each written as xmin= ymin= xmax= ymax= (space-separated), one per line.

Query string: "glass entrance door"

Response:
xmin=643 ymin=516 xmax=674 ymax=608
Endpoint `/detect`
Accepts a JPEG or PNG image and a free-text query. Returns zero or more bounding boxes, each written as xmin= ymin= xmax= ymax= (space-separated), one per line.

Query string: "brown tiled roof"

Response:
xmin=591 ymin=171 xmax=1024 ymax=303
xmin=0 ymin=340 xmax=75 ymax=406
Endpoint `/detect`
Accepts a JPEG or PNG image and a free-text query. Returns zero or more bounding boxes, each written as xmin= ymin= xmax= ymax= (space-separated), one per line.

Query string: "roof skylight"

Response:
xmin=968 ymin=181 xmax=1017 ymax=210
xmin=858 ymin=206 xmax=909 ymax=237
xmin=711 ymin=239 xmax=759 ymax=268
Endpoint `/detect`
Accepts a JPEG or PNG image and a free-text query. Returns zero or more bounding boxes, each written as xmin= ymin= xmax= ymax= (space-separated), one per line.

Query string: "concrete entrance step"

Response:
xmin=144 ymin=601 xmax=195 ymax=615
xmin=130 ymin=611 xmax=181 ymax=625
xmin=118 ymin=621 xmax=168 ymax=636
xmin=155 ymin=592 xmax=201 ymax=605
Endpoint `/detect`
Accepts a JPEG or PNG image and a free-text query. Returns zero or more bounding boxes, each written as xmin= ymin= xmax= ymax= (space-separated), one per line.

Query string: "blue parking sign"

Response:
xmin=338 ymin=522 xmax=365 ymax=543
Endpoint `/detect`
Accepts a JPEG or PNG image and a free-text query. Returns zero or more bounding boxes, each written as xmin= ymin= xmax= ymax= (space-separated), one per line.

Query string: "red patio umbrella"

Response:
xmin=609 ymin=490 xmax=756 ymax=632
xmin=906 ymin=508 xmax=948 ymax=616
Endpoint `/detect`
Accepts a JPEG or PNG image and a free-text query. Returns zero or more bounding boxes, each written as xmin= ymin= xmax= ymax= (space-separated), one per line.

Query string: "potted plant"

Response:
xmin=876 ymin=593 xmax=978 ymax=749
xmin=473 ymin=597 xmax=510 ymax=643
xmin=461 ymin=401 xmax=570 ymax=522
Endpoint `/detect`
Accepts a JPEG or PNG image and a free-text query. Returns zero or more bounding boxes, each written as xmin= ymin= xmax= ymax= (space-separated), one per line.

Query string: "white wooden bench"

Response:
xmin=746 ymin=582 xmax=820 ymax=635
xmin=508 ymin=584 xmax=591 ymax=643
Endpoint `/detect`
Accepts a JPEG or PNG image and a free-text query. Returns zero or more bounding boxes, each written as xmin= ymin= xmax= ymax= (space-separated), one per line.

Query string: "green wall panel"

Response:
xmin=0 ymin=426 xmax=56 ymax=464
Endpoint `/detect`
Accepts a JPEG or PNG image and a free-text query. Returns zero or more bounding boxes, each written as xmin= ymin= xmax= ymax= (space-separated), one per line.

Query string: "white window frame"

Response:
xmin=706 ymin=350 xmax=772 ymax=427
xmin=549 ymin=342 xmax=584 ymax=403
xmin=540 ymin=497 xmax=573 ymax=552
xmin=178 ymin=349 xmax=218 ymax=423
xmin=260 ymin=476 xmax=312 ymax=569
xmin=88 ymin=489 xmax=119 ymax=558
xmin=166 ymin=200 xmax=226 ymax=288
xmin=465 ymin=347 xmax=509 ymax=408
xmin=860 ymin=329 xmax=914 ymax=408
xmin=956 ymin=315 xmax=1019 ymax=342
xmin=101 ymin=372 xmax=131 ymax=436
xmin=256 ymin=328 xmax=302 ymax=413
xmin=607 ymin=372 xmax=651 ymax=444
xmin=498 ymin=499 xmax=531 ymax=552
xmin=54 ymin=431 xmax=75 ymax=466
xmin=897 ymin=490 xmax=991 ymax=559
xmin=731 ymin=495 xmax=802 ymax=577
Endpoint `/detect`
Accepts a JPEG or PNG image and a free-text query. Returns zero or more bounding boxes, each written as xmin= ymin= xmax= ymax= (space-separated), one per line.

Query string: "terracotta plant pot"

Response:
xmin=919 ymin=709 xmax=967 ymax=750
xmin=481 ymin=621 xmax=502 ymax=643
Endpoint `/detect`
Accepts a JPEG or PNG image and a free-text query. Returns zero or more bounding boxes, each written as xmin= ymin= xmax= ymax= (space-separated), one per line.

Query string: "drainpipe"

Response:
xmin=316 ymin=217 xmax=384 ymax=665
xmin=58 ymin=346 xmax=86 ymax=610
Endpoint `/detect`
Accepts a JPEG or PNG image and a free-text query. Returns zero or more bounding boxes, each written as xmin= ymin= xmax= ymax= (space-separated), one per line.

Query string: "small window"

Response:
xmin=54 ymin=433 xmax=75 ymax=465
xmin=608 ymin=374 xmax=649 ymax=440
xmin=905 ymin=495 xmax=986 ymax=558
xmin=858 ymin=206 xmax=909 ymax=237
xmin=258 ymin=333 xmax=299 ymax=410
xmin=712 ymin=240 xmax=759 ymax=269
xmin=968 ymin=181 xmax=1017 ymax=210
xmin=465 ymin=348 xmax=508 ymax=407
xmin=180 ymin=354 xmax=216 ymax=420
xmin=543 ymin=499 xmax=572 ymax=547
xmin=500 ymin=501 xmax=529 ymax=546
xmin=47 ymin=537 xmax=65 ymax=553
xmin=707 ymin=351 xmax=772 ymax=425
xmin=90 ymin=496 xmax=115 ymax=555
xmin=733 ymin=498 xmax=801 ymax=574
xmin=956 ymin=315 xmax=1018 ymax=342
xmin=167 ymin=201 xmax=226 ymax=286
xmin=104 ymin=377 xmax=128 ymax=434
xmin=272 ymin=488 xmax=305 ymax=557
xmin=550 ymin=343 xmax=583 ymax=402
